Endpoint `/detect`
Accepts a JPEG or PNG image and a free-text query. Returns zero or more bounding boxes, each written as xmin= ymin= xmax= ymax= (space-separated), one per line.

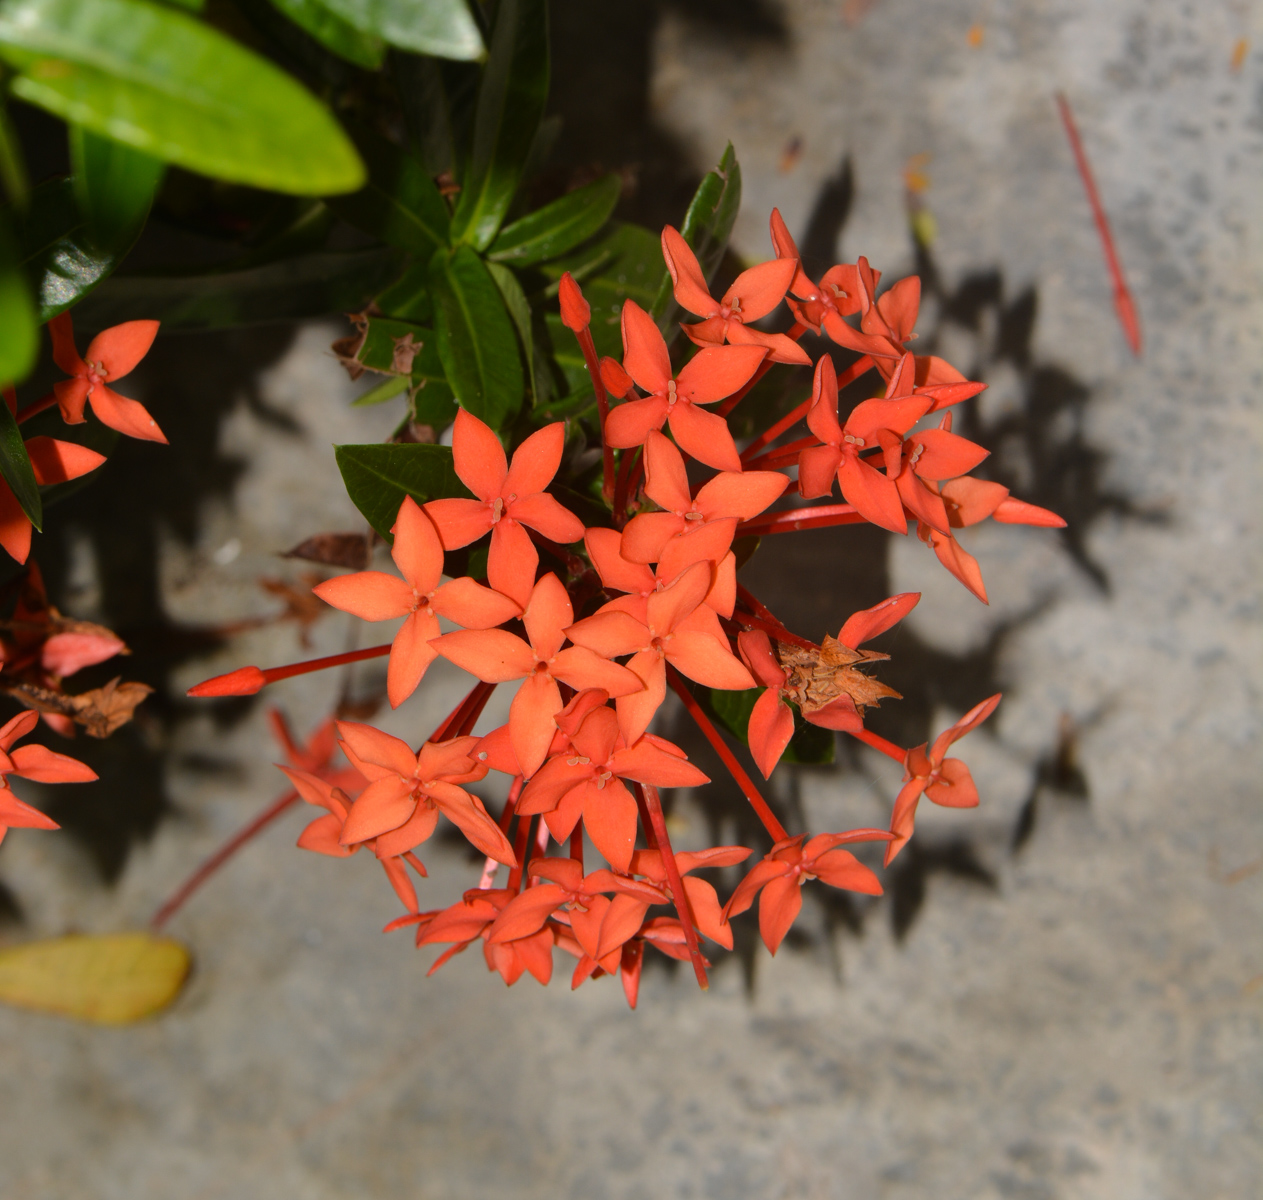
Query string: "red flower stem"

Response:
xmin=263 ymin=644 xmax=391 ymax=685
xmin=16 ymin=391 xmax=57 ymax=424
xmin=507 ymin=814 xmax=536 ymax=893
xmin=569 ymin=824 xmax=584 ymax=872
xmin=738 ymin=504 xmax=863 ymax=537
xmin=432 ymin=680 xmax=495 ymax=742
xmin=739 ymin=354 xmax=874 ymax=462
xmin=527 ymin=527 xmax=587 ymax=577
xmin=846 ymin=725 xmax=908 ymax=764
xmin=665 ymin=665 xmax=790 ymax=844
xmin=735 ymin=583 xmax=779 ymax=626
xmin=573 ymin=327 xmax=615 ymax=501
xmin=1055 ymin=92 xmax=1142 ymax=356
xmin=454 ymin=682 xmax=496 ymax=738
xmin=635 ymin=782 xmax=708 ymax=990
xmin=150 ymin=788 xmax=300 ymax=929
xmin=741 ymin=434 xmax=818 ymax=472
xmin=612 ymin=446 xmax=642 ymax=527
xmin=479 ymin=775 xmax=522 ymax=889
xmin=716 ymin=322 xmax=809 ymax=419
xmin=733 ymin=610 xmax=818 ymax=652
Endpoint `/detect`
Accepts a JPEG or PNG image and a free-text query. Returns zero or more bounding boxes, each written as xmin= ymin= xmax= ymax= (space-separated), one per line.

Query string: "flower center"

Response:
xmin=666 ymin=379 xmax=678 ymax=408
xmin=595 ymin=769 xmax=613 ymax=789
xmin=566 ymin=755 xmax=591 ymax=767
xmin=684 ymin=510 xmax=704 ymax=524
xmin=490 ymin=496 xmax=505 ymax=524
xmin=908 ymin=443 xmax=925 ymax=469
xmin=843 ymin=434 xmax=865 ymax=447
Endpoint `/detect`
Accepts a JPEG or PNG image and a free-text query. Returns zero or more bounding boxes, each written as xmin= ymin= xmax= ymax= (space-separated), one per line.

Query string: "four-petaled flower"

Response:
xmin=798 ymin=352 xmax=932 ymax=533
xmin=604 ymin=300 xmax=766 ymax=471
xmin=432 ymin=572 xmax=643 ymax=777
xmin=0 ymin=710 xmax=97 ymax=846
xmin=48 ymin=312 xmax=166 ymax=443
xmin=662 ymin=224 xmax=809 ymax=364
xmin=424 ymin=409 xmax=585 ymax=608
xmin=722 ymin=829 xmax=893 ymax=954
xmin=314 ymin=496 xmax=520 ymax=707
xmin=885 ymin=693 xmax=1002 ymax=865
xmin=516 ymin=703 xmax=709 ymax=871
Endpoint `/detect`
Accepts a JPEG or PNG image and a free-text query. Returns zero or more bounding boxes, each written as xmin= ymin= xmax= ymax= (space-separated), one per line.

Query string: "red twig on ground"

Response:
xmin=1055 ymin=91 xmax=1142 ymax=356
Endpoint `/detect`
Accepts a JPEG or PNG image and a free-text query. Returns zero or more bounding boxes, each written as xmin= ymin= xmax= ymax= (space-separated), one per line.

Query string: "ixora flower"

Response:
xmin=0 ymin=710 xmax=97 ymax=846
xmin=48 ymin=313 xmax=165 ymax=443
xmin=182 ymin=200 xmax=1067 ymax=1005
xmin=0 ymin=436 xmax=106 ymax=564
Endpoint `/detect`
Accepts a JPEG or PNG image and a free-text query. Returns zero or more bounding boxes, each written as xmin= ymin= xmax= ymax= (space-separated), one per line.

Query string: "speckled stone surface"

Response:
xmin=0 ymin=2 xmax=1259 ymax=1197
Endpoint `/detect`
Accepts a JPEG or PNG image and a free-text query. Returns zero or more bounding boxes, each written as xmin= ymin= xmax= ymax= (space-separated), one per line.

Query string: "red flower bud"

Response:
xmin=558 ymin=272 xmax=591 ymax=333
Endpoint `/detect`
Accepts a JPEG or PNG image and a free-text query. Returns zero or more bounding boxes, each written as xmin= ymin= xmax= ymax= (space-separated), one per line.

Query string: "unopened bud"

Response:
xmin=188 ymin=666 xmax=267 ymax=697
xmin=558 ymin=272 xmax=591 ymax=333
xmin=599 ymin=356 xmax=634 ymax=399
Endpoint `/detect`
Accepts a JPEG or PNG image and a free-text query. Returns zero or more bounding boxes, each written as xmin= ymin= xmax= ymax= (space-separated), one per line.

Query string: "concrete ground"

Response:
xmin=0 ymin=1 xmax=1259 ymax=1197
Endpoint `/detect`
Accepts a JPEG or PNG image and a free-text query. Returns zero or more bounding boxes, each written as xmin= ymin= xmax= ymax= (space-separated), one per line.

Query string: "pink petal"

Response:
xmin=616 ymin=651 xmax=667 ymax=743
xmin=433 ymin=787 xmax=517 ymax=864
xmin=810 ymin=848 xmax=883 ymax=894
xmin=565 ymin=609 xmax=649 ymax=659
xmin=297 ymin=813 xmax=355 ymax=857
xmin=647 ymin=560 xmax=710 ymax=635
xmin=806 ymin=355 xmax=842 ymax=444
xmin=373 ymin=802 xmax=440 ymax=858
xmin=657 ymin=518 xmax=736 ymax=584
xmin=724 ymin=257 xmax=796 ymax=322
xmin=610 ymin=738 xmax=709 ymax=788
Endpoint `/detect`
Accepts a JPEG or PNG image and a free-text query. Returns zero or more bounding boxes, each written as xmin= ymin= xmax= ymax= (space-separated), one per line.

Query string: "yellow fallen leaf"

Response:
xmin=0 ymin=933 xmax=190 ymax=1023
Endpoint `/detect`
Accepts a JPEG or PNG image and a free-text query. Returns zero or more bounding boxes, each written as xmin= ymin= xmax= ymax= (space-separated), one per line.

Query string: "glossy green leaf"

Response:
xmin=429 ymin=244 xmax=523 ymax=429
xmin=327 ymin=126 xmax=450 ymax=256
xmin=449 ymin=0 xmax=548 ymax=251
xmin=0 ymin=214 xmax=37 ymax=384
xmin=484 ymin=260 xmax=533 ymax=402
xmin=0 ymin=394 xmax=41 ymax=528
xmin=0 ymin=100 xmax=30 ymax=209
xmin=335 ymin=442 xmax=469 ymax=540
xmin=355 ymin=316 xmax=446 ymax=381
xmin=650 ymin=142 xmax=741 ymax=325
xmin=264 ymin=0 xmax=384 ymax=69
xmin=350 ymin=374 xmax=408 ymax=407
xmin=0 ymin=0 xmax=365 ymax=195
xmin=708 ymin=687 xmax=835 ymax=767
xmin=17 ymin=178 xmax=115 ymax=320
xmin=373 ymin=259 xmax=432 ymax=322
xmin=410 ymin=380 xmax=457 ymax=428
xmin=309 ymin=0 xmax=481 ymax=59
xmin=69 ymin=126 xmax=164 ymax=250
xmin=71 ymin=247 xmax=398 ymax=331
xmin=487 ymin=174 xmax=620 ymax=267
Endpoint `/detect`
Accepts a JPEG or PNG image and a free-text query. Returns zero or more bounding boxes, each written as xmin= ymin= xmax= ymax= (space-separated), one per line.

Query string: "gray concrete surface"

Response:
xmin=0 ymin=1 xmax=1259 ymax=1196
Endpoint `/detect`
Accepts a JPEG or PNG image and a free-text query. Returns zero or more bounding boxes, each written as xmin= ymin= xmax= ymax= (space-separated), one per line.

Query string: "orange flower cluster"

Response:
xmin=192 ymin=214 xmax=1066 ymax=1004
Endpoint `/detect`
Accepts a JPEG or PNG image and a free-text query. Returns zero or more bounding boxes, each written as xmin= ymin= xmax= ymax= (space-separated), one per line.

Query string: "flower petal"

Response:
xmin=340 ymin=776 xmax=415 ymax=844
xmin=452 ymin=408 xmax=507 ymax=500
xmin=336 ymin=721 xmax=418 ymax=780
xmin=675 ymin=344 xmax=766 ymax=406
xmin=605 ymin=396 xmax=668 ymax=449
xmin=551 ymin=646 xmax=644 ymax=697
xmin=24 ymin=437 xmax=105 ymax=485
xmin=507 ymin=492 xmax=584 ymax=544
xmin=89 ymin=386 xmax=166 ymax=443
xmin=836 ymin=592 xmax=920 ymax=649
xmin=423 ymin=498 xmax=492 ymax=549
xmin=582 ymin=777 xmax=639 ymax=872
xmin=314 ymin=571 xmax=414 ymax=622
xmin=85 ymin=319 xmax=159 ymax=379
xmin=695 ymin=469 xmax=787 ymax=522
xmin=523 ymin=572 xmax=572 ymax=661
xmin=503 ymin=421 xmax=565 ymax=497
xmin=620 ymin=300 xmax=672 ymax=392
xmin=430 ymin=577 xmax=520 ymax=629
xmin=509 ymin=671 xmax=563 ymax=778
xmin=758 ymin=873 xmax=803 ymax=955
xmin=666 ymin=631 xmax=755 ymax=691
xmin=389 ymin=496 xmax=443 ymax=595
xmin=747 ymin=687 xmax=794 ymax=778
xmin=387 ymin=609 xmax=440 ymax=708
xmin=667 ymin=400 xmax=741 ymax=472
xmin=431 ymin=628 xmax=534 ymax=682
xmin=488 ymin=520 xmax=538 ymax=609
xmin=641 ymin=429 xmax=691 ymax=514
xmin=620 ymin=512 xmax=684 ymax=566
xmin=585 ymin=527 xmax=656 ymax=593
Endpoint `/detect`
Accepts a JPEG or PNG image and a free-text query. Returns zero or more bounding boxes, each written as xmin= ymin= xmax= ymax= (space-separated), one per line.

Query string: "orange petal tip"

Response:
xmin=187 ymin=666 xmax=267 ymax=697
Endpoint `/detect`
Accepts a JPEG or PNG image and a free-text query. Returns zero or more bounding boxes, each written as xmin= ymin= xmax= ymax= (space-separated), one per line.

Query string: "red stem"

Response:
xmin=735 ymin=583 xmax=779 ymax=626
xmin=432 ymin=680 xmax=495 ymax=742
xmin=612 ymin=446 xmax=642 ymax=528
xmin=1055 ymin=92 xmax=1142 ymax=356
xmin=150 ymin=789 xmax=300 ymax=929
xmin=738 ymin=504 xmax=864 ymax=537
xmin=716 ymin=322 xmax=809 ymax=419
xmin=665 ymin=665 xmax=790 ymax=844
xmin=741 ymin=434 xmax=818 ymax=472
xmin=17 ymin=392 xmax=58 ymax=424
xmin=575 ymin=327 xmax=615 ymax=501
xmin=635 ymin=782 xmax=707 ymax=990
xmin=479 ymin=774 xmax=522 ymax=889
xmin=733 ymin=610 xmax=818 ymax=652
xmin=739 ymin=354 xmax=874 ymax=463
xmin=262 ymin=644 xmax=391 ymax=684
xmin=846 ymin=725 xmax=908 ymax=764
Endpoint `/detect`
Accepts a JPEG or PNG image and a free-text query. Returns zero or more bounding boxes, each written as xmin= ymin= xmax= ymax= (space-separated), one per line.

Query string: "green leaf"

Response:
xmin=350 ymin=373 xmax=408 ymax=407
xmin=650 ymin=142 xmax=741 ymax=325
xmin=410 ymin=380 xmax=457 ymax=428
xmin=326 ymin=125 xmax=450 ymax=255
xmin=354 ymin=315 xmax=446 ymax=381
xmin=487 ymin=174 xmax=620 ymax=267
xmin=0 ymin=213 xmax=37 ymax=384
xmin=0 ymin=394 xmax=41 ymax=528
xmin=69 ymin=126 xmax=164 ymax=250
xmin=0 ymin=0 xmax=365 ymax=195
xmin=373 ymin=258 xmax=432 ymax=322
xmin=70 ymin=247 xmax=398 ymax=331
xmin=263 ymin=0 xmax=384 ymax=69
xmin=533 ymin=221 xmax=664 ymax=416
xmin=449 ymin=0 xmax=548 ymax=251
xmin=428 ymin=244 xmax=523 ymax=429
xmin=484 ymin=259 xmax=533 ymax=402
xmin=335 ymin=442 xmax=469 ymax=540
xmin=308 ymin=0 xmax=482 ymax=59
xmin=17 ymin=177 xmax=115 ymax=320
xmin=708 ymin=688 xmax=835 ymax=767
